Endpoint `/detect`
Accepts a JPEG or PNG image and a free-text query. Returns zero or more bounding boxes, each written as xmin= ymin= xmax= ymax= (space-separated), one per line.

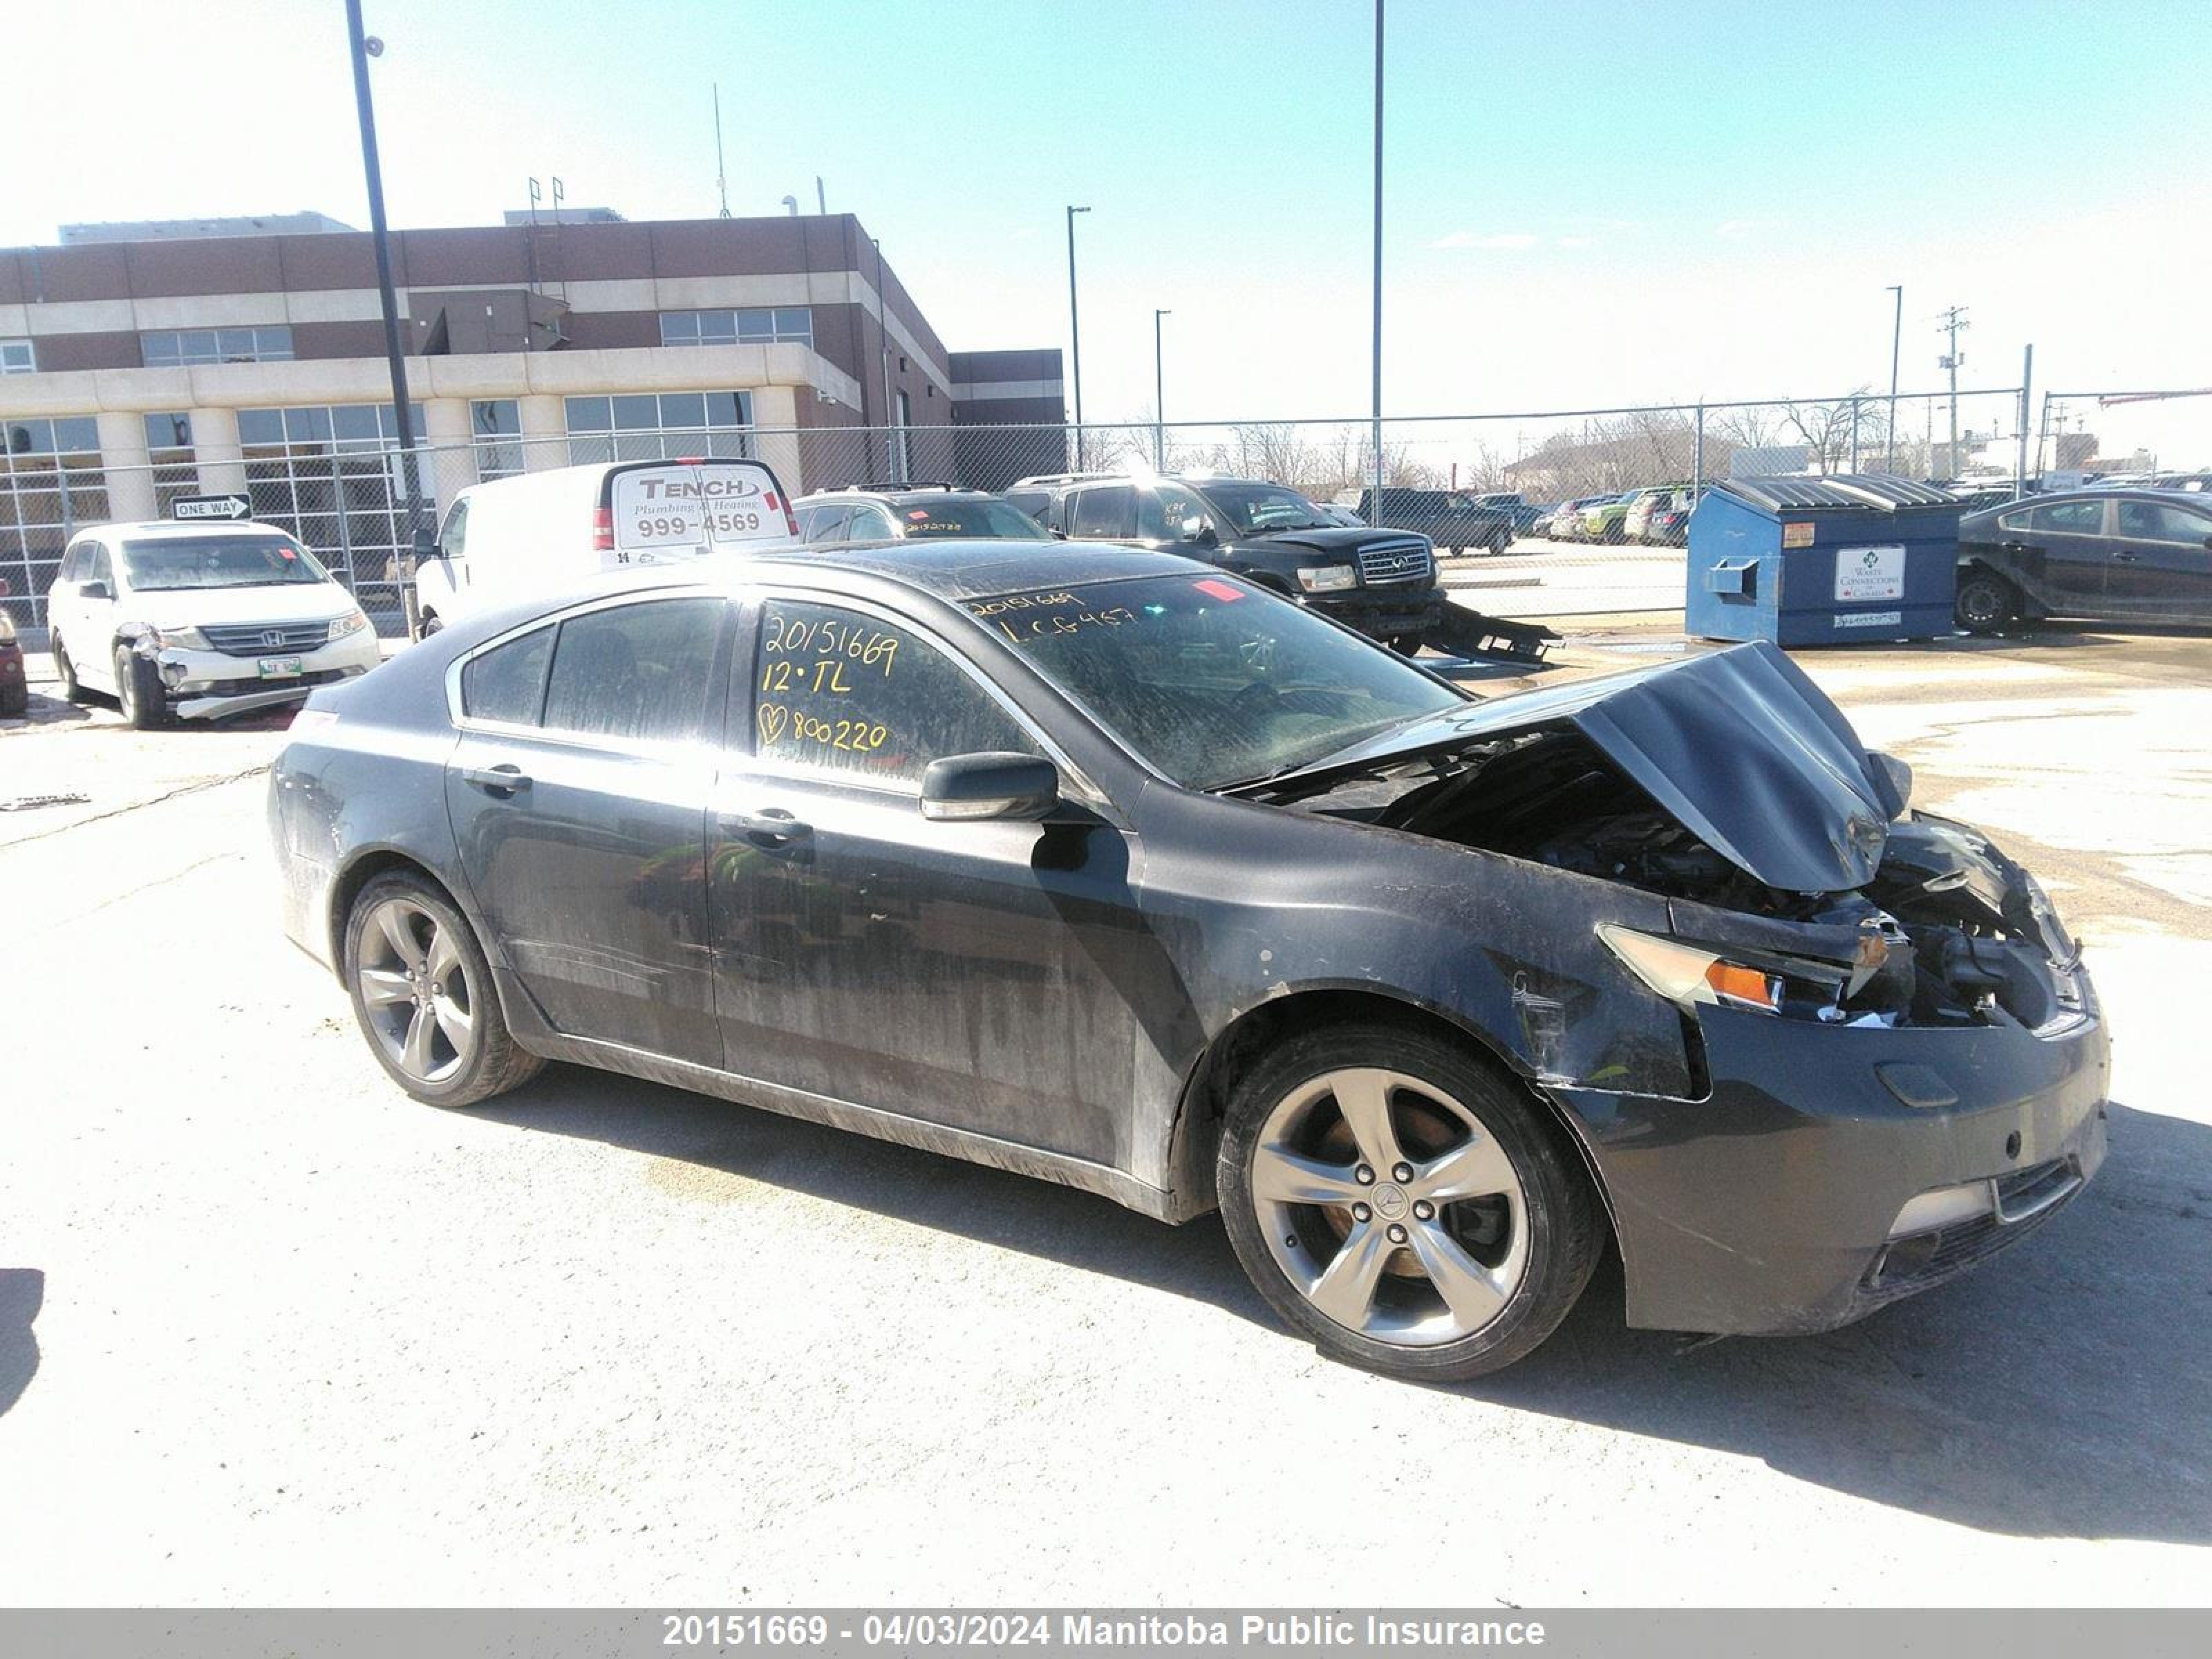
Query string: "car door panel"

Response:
xmin=444 ymin=596 xmax=732 ymax=1065
xmin=706 ymin=594 xmax=1150 ymax=1165
xmin=2109 ymin=498 xmax=2212 ymax=621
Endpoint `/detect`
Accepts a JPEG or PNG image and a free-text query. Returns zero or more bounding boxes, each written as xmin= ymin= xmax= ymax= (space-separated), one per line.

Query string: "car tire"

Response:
xmin=1216 ymin=1021 xmax=1602 ymax=1382
xmin=1487 ymin=530 xmax=1510 ymax=555
xmin=113 ymin=644 xmax=167 ymax=729
xmin=53 ymin=635 xmax=91 ymax=703
xmin=343 ymin=870 xmax=545 ymax=1108
xmin=1955 ymin=571 xmax=2018 ymax=632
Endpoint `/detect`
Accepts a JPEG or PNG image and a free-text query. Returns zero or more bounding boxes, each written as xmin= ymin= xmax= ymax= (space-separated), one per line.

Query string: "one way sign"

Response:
xmin=172 ymin=493 xmax=252 ymax=521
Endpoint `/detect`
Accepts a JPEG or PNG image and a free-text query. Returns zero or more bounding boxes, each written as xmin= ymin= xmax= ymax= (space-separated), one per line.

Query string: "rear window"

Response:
xmin=893 ymin=498 xmax=1053 ymax=541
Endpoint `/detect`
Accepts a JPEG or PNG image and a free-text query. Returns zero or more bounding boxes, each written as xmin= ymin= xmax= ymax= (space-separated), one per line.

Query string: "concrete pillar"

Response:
xmin=191 ymin=405 xmax=247 ymax=494
xmin=96 ymin=409 xmax=158 ymax=522
xmin=518 ymin=394 xmax=566 ymax=473
xmin=419 ymin=395 xmax=477 ymax=515
xmin=751 ymin=385 xmax=803 ymax=494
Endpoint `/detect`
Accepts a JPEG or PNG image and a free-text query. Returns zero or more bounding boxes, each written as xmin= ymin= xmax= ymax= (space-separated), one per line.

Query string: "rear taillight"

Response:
xmin=592 ymin=507 xmax=614 ymax=552
xmin=766 ymin=490 xmax=798 ymax=537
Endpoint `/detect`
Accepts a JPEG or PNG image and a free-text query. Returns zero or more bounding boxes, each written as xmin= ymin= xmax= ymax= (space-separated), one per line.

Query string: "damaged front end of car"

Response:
xmin=1243 ymin=640 xmax=2110 ymax=1335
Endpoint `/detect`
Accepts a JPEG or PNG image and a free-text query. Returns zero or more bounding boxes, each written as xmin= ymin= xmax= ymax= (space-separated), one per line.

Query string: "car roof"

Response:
xmin=804 ymin=487 xmax=1002 ymax=506
xmin=69 ymin=519 xmax=300 ymax=543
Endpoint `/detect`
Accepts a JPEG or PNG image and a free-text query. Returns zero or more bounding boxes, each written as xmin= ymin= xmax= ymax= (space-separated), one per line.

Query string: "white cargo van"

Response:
xmin=412 ymin=457 xmax=799 ymax=633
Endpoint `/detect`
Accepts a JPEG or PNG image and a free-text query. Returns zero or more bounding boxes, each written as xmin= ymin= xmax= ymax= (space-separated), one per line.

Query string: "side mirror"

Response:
xmin=1179 ymin=516 xmax=1215 ymax=545
xmin=79 ymin=580 xmax=111 ymax=601
xmin=920 ymin=751 xmax=1061 ymax=823
xmin=412 ymin=527 xmax=438 ymax=561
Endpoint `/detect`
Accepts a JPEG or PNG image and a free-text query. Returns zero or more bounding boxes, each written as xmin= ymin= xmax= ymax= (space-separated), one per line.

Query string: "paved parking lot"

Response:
xmin=1441 ymin=538 xmax=1686 ymax=616
xmin=2 ymin=622 xmax=2207 ymax=1605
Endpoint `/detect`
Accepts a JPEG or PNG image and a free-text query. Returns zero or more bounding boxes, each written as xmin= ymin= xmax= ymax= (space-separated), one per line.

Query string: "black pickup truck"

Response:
xmin=1009 ymin=471 xmax=1446 ymax=651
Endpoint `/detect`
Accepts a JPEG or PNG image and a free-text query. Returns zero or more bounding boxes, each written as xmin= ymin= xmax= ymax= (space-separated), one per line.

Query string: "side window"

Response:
xmin=88 ymin=546 xmax=113 ymax=590
xmin=848 ymin=505 xmax=898 ymax=541
xmin=59 ymin=545 xmax=82 ymax=583
xmin=799 ymin=503 xmax=852 ymax=543
xmin=2117 ymin=500 xmax=2212 ymax=544
xmin=2030 ymin=500 xmax=2104 ymax=535
xmin=461 ymin=624 xmax=554 ymax=725
xmin=1069 ymin=485 xmax=1135 ymax=539
xmin=753 ymin=600 xmax=1040 ymax=788
xmin=541 ymin=597 xmax=726 ymax=744
xmin=1138 ymin=482 xmax=1208 ymax=540
xmin=439 ymin=500 xmax=469 ymax=560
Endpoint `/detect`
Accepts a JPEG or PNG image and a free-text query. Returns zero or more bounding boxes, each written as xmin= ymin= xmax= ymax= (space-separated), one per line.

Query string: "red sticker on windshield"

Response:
xmin=908 ymin=508 xmax=932 ymax=520
xmin=1193 ymin=578 xmax=1242 ymax=601
xmin=279 ymin=546 xmax=298 ymax=559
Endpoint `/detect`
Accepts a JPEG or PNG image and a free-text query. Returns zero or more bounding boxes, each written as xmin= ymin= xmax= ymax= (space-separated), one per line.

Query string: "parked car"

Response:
xmin=1600 ymin=485 xmax=1686 ymax=545
xmin=1018 ymin=471 xmax=1443 ymax=650
xmin=1955 ymin=488 xmax=2212 ymax=630
xmin=1643 ymin=496 xmax=1694 ymax=547
xmin=272 ymin=541 xmax=2106 ymax=1381
xmin=1470 ymin=491 xmax=1544 ymax=534
xmin=796 ymin=484 xmax=1053 ymax=545
xmin=46 ymin=521 xmax=382 ymax=727
xmin=413 ymin=457 xmax=799 ymax=635
xmin=1336 ymin=487 xmax=1513 ymax=554
xmin=0 ymin=579 xmax=25 ymax=716
xmin=1577 ymin=491 xmax=1640 ymax=542
xmin=1538 ymin=496 xmax=1608 ymax=540
xmin=1626 ymin=486 xmax=1694 ymax=545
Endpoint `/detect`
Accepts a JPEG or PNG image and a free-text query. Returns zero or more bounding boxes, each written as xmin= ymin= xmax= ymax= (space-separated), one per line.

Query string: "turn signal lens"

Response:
xmin=1596 ymin=924 xmax=1781 ymax=1013
xmin=1703 ymin=962 xmax=1779 ymax=1011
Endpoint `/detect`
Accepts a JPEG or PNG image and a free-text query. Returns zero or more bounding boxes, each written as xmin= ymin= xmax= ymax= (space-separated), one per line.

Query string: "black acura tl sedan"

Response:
xmin=270 ymin=541 xmax=2108 ymax=1380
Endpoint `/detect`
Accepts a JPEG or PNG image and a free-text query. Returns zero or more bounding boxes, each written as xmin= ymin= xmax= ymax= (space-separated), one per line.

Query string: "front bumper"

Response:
xmin=149 ymin=633 xmax=381 ymax=721
xmin=1314 ymin=581 xmax=1445 ymax=639
xmin=1552 ymin=988 xmax=2110 ymax=1336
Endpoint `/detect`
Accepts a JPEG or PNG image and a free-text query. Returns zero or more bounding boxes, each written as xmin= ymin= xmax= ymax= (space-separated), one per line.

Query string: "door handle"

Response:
xmin=720 ymin=807 xmax=812 ymax=845
xmin=460 ymin=763 xmax=532 ymax=794
xmin=2112 ymin=550 xmax=2140 ymax=563
xmin=2000 ymin=541 xmax=2027 ymax=554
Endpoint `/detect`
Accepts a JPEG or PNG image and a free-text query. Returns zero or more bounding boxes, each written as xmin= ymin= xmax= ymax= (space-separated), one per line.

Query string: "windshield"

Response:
xmin=895 ymin=498 xmax=1053 ymax=541
xmin=967 ymin=572 xmax=1464 ymax=789
xmin=120 ymin=535 xmax=333 ymax=591
xmin=1194 ymin=481 xmax=1331 ymax=534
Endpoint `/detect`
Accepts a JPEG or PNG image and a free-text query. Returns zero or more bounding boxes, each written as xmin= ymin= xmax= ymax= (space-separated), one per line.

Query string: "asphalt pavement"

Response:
xmin=1 ymin=623 xmax=2206 ymax=1606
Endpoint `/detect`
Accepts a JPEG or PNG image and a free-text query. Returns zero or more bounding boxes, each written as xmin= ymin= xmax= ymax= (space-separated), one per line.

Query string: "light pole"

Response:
xmin=1153 ymin=308 xmax=1171 ymax=469
xmin=344 ymin=0 xmax=427 ymax=639
xmin=1066 ymin=205 xmax=1090 ymax=470
xmin=1369 ymin=0 xmax=1385 ymax=509
xmin=1885 ymin=284 xmax=1902 ymax=471
xmin=1939 ymin=304 xmax=1970 ymax=479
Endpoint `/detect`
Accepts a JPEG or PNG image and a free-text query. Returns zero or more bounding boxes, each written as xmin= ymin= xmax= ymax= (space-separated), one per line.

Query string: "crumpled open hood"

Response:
xmin=1260 ymin=641 xmax=1906 ymax=894
xmin=1239 ymin=525 xmax=1424 ymax=554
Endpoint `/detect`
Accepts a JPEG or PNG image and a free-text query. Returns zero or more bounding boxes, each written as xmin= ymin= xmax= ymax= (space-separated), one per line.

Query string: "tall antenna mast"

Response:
xmin=713 ymin=84 xmax=731 ymax=219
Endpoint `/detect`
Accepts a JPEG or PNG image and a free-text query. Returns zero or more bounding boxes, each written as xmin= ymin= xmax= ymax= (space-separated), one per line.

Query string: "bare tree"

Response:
xmin=1780 ymin=386 xmax=1877 ymax=474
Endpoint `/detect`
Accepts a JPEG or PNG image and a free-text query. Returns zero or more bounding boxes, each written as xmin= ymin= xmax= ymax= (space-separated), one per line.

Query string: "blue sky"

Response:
xmin=9 ymin=0 xmax=2210 ymax=452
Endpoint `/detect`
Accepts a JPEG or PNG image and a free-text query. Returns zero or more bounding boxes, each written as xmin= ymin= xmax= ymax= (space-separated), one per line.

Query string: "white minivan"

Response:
xmin=46 ymin=521 xmax=383 ymax=727
xmin=413 ymin=457 xmax=800 ymax=634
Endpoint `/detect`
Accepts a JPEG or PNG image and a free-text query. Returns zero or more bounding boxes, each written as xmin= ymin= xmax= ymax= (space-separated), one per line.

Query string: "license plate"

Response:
xmin=258 ymin=656 xmax=303 ymax=678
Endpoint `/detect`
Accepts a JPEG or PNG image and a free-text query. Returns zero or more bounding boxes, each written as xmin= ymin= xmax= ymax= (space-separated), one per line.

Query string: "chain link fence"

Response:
xmin=1 ymin=381 xmax=2148 ymax=635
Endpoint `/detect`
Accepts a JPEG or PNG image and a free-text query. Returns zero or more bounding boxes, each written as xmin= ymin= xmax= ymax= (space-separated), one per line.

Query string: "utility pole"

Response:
xmin=1885 ymin=284 xmax=1902 ymax=471
xmin=1153 ymin=308 xmax=1171 ymax=470
xmin=344 ymin=0 xmax=426 ymax=639
xmin=874 ymin=237 xmax=895 ymax=480
xmin=1938 ymin=304 xmax=1969 ymax=479
xmin=713 ymin=85 xmax=731 ymax=218
xmin=1369 ymin=0 xmax=1386 ymax=510
xmin=1065 ymin=205 xmax=1090 ymax=470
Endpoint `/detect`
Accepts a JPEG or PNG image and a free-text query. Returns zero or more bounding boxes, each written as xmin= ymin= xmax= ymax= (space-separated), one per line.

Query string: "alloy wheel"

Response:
xmin=1250 ymin=1066 xmax=1529 ymax=1346
xmin=355 ymin=897 xmax=476 ymax=1084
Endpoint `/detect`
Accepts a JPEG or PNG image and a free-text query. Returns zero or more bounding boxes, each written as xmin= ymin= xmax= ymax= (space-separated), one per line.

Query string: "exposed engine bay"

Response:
xmin=1285 ymin=727 xmax=2087 ymax=1035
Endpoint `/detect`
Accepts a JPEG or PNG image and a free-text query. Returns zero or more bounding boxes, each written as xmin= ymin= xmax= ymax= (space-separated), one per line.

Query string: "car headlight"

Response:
xmin=1296 ymin=565 xmax=1357 ymax=592
xmin=328 ymin=609 xmax=371 ymax=642
xmin=151 ymin=625 xmax=212 ymax=650
xmin=1597 ymin=921 xmax=1881 ymax=1020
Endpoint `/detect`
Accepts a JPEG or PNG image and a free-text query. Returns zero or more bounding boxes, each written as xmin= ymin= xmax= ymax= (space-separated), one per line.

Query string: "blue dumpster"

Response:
xmin=1685 ymin=474 xmax=1964 ymax=645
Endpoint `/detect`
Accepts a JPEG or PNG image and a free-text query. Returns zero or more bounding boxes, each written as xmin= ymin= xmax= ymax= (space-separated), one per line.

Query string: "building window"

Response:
xmin=659 ymin=308 xmax=813 ymax=348
xmin=142 ymin=326 xmax=294 ymax=367
xmin=0 ymin=339 xmax=33 ymax=375
xmin=143 ymin=412 xmax=198 ymax=516
xmin=563 ymin=391 xmax=754 ymax=465
xmin=1 ymin=415 xmax=105 ymax=630
xmin=471 ymin=399 xmax=525 ymax=480
xmin=236 ymin=403 xmax=428 ymax=624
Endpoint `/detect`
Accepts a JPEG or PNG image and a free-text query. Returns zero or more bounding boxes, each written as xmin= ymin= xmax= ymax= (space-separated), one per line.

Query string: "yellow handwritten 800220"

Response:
xmin=758 ymin=700 xmax=890 ymax=756
xmin=763 ymin=608 xmax=901 ymax=675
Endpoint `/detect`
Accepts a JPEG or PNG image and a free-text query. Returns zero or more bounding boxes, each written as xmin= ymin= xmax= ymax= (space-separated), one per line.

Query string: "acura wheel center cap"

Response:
xmin=1374 ymin=1183 xmax=1410 ymax=1221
